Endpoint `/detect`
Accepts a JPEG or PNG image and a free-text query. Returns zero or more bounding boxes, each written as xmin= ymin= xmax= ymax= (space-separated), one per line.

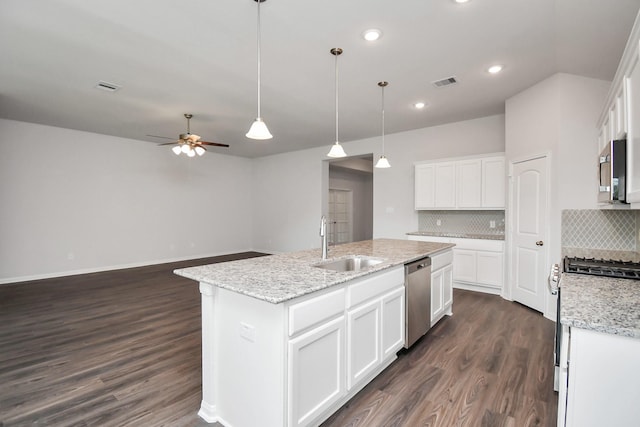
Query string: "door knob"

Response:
xmin=536 ymin=241 xmax=544 ymax=246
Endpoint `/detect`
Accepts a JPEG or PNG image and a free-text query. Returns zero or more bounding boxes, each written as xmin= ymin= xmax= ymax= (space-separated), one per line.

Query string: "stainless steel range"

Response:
xmin=550 ymin=256 xmax=640 ymax=392
xmin=563 ymin=256 xmax=640 ymax=280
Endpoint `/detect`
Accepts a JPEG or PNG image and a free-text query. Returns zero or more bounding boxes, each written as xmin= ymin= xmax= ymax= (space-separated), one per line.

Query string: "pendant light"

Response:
xmin=375 ymin=81 xmax=391 ymax=168
xmin=246 ymin=0 xmax=273 ymax=140
xmin=327 ymin=48 xmax=347 ymax=158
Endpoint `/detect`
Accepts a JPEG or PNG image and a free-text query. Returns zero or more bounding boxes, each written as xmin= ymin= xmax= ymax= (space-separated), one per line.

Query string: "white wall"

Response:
xmin=505 ymin=73 xmax=610 ymax=317
xmin=0 ymin=119 xmax=254 ymax=282
xmin=252 ymin=114 xmax=505 ymax=254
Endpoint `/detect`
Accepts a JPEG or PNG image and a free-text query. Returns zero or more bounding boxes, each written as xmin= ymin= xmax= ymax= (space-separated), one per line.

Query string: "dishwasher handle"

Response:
xmin=405 ymin=257 xmax=432 ymax=275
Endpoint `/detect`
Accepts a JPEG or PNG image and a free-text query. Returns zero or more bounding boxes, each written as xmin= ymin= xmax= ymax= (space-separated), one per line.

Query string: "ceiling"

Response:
xmin=1 ymin=0 xmax=639 ymax=158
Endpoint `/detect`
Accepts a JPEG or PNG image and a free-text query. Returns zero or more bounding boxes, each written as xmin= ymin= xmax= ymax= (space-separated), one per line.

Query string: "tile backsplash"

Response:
xmin=561 ymin=209 xmax=639 ymax=251
xmin=418 ymin=210 xmax=505 ymax=235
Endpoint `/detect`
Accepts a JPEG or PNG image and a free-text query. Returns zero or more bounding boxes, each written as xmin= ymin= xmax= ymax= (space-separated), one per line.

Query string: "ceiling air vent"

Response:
xmin=432 ymin=76 xmax=458 ymax=88
xmin=94 ymin=81 xmax=121 ymax=92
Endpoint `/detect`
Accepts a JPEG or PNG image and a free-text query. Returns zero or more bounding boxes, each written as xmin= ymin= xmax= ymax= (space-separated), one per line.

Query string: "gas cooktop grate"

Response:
xmin=564 ymin=257 xmax=640 ymax=280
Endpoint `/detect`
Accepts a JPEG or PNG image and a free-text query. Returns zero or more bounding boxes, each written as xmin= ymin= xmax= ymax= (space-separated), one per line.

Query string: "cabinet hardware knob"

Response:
xmin=536 ymin=241 xmax=544 ymax=246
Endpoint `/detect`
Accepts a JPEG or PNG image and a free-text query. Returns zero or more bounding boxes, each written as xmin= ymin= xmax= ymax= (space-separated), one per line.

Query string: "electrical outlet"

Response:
xmin=490 ymin=220 xmax=496 ymax=228
xmin=239 ymin=322 xmax=256 ymax=342
xmin=436 ymin=219 xmax=442 ymax=226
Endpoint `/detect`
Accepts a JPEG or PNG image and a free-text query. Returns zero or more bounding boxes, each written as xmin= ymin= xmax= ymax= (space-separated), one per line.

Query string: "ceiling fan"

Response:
xmin=149 ymin=113 xmax=229 ymax=157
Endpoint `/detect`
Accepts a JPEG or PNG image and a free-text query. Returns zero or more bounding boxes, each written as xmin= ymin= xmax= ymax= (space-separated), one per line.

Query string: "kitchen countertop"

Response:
xmin=407 ymin=231 xmax=505 ymax=241
xmin=560 ymin=273 xmax=640 ymax=339
xmin=174 ymin=238 xmax=455 ymax=304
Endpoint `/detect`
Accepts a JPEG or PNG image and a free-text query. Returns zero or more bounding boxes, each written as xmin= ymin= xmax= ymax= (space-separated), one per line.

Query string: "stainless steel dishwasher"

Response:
xmin=404 ymin=257 xmax=431 ymax=348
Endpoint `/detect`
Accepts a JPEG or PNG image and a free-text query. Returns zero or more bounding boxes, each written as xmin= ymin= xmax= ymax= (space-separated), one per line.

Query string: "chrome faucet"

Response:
xmin=320 ymin=215 xmax=328 ymax=260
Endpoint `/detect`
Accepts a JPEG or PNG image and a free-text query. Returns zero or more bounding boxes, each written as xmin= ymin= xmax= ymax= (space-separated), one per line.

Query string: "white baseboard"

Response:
xmin=0 ymin=248 xmax=257 ymax=285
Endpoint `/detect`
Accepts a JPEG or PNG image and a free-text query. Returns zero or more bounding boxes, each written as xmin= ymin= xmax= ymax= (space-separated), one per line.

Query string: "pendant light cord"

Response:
xmin=381 ymin=84 xmax=385 ymax=154
xmin=256 ymin=0 xmax=262 ymax=118
xmin=335 ymin=51 xmax=339 ymax=143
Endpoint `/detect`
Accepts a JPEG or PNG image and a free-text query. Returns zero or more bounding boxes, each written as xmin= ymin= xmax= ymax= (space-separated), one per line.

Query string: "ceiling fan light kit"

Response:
xmin=327 ymin=47 xmax=347 ymax=158
xmin=157 ymin=113 xmax=229 ymax=157
xmin=246 ymin=0 xmax=273 ymax=140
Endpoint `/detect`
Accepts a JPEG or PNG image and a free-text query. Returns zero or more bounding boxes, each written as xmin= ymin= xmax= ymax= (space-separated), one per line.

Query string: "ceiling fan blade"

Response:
xmin=158 ymin=141 xmax=180 ymax=146
xmin=146 ymin=134 xmax=176 ymax=140
xmin=200 ymin=141 xmax=230 ymax=148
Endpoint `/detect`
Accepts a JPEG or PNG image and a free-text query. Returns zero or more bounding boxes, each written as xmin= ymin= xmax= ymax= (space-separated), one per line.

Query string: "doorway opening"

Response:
xmin=325 ymin=154 xmax=374 ymax=244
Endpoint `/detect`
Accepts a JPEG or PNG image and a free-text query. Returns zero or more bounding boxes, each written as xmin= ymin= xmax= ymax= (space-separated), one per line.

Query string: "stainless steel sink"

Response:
xmin=313 ymin=255 xmax=384 ymax=272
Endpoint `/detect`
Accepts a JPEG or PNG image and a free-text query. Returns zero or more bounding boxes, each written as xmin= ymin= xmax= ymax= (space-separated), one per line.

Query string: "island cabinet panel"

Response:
xmin=288 ymin=316 xmax=346 ymax=427
xmin=288 ymin=288 xmax=345 ymax=336
xmin=346 ymin=299 xmax=381 ymax=390
xmin=430 ymin=250 xmax=454 ymax=326
xmin=381 ymin=287 xmax=405 ymax=359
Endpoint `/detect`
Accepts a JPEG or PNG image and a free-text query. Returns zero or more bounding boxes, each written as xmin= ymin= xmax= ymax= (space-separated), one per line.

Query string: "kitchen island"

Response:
xmin=175 ymin=238 xmax=454 ymax=427
xmin=557 ymin=273 xmax=640 ymax=427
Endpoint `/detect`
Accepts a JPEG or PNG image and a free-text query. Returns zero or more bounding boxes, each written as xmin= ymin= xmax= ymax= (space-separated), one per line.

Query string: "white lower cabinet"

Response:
xmin=381 ymin=287 xmax=405 ymax=359
xmin=452 ymin=249 xmax=476 ymax=283
xmin=430 ymin=250 xmax=453 ymax=326
xmin=346 ymin=299 xmax=381 ymax=390
xmin=408 ymin=235 xmax=505 ymax=294
xmin=288 ymin=316 xmax=346 ymax=427
xmin=476 ymin=251 xmax=503 ymax=287
xmin=288 ymin=266 xmax=405 ymax=426
xmin=559 ymin=327 xmax=640 ymax=427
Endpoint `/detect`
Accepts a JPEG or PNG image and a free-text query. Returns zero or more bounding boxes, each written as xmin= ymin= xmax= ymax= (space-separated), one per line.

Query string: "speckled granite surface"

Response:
xmin=174 ymin=239 xmax=455 ymax=304
xmin=406 ymin=231 xmax=505 ymax=241
xmin=561 ymin=273 xmax=640 ymax=339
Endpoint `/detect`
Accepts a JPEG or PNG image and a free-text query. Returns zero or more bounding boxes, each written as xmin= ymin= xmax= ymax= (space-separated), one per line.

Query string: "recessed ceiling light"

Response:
xmin=362 ymin=29 xmax=382 ymax=42
xmin=454 ymin=0 xmax=471 ymax=3
xmin=414 ymin=102 xmax=427 ymax=109
xmin=488 ymin=65 xmax=504 ymax=74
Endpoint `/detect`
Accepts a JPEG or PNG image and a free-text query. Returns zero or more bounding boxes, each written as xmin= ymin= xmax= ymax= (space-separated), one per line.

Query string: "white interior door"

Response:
xmin=511 ymin=156 xmax=548 ymax=313
xmin=328 ymin=189 xmax=353 ymax=245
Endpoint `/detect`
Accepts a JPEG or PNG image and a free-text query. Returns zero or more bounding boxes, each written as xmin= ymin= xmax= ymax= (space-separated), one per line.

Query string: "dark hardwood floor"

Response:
xmin=1 ymin=257 xmax=557 ymax=427
xmin=322 ymin=290 xmax=558 ymax=427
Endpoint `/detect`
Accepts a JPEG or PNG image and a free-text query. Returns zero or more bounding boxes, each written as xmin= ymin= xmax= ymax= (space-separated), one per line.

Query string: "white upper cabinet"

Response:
xmin=481 ymin=157 xmax=506 ymax=208
xmin=627 ymin=53 xmax=640 ymax=205
xmin=456 ymin=159 xmax=482 ymax=208
xmin=415 ymin=155 xmax=505 ymax=210
xmin=597 ymin=16 xmax=640 ymax=206
xmin=415 ymin=164 xmax=435 ymax=209
xmin=434 ymin=162 xmax=457 ymax=208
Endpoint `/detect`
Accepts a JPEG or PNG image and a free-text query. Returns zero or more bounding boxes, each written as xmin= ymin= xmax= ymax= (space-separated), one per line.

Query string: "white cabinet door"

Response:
xmin=627 ymin=53 xmax=640 ymax=204
xmin=453 ymin=249 xmax=476 ymax=283
xmin=476 ymin=251 xmax=503 ymax=288
xmin=434 ymin=162 xmax=456 ymax=208
xmin=415 ymin=164 xmax=435 ymax=209
xmin=381 ymin=287 xmax=405 ymax=359
xmin=346 ymin=300 xmax=381 ymax=390
xmin=442 ymin=265 xmax=453 ymax=309
xmin=456 ymin=159 xmax=482 ymax=208
xmin=288 ymin=316 xmax=346 ymax=427
xmin=482 ymin=157 xmax=505 ymax=208
xmin=431 ymin=268 xmax=444 ymax=324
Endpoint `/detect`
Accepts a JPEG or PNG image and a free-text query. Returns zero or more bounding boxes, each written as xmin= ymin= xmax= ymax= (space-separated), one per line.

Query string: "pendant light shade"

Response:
xmin=375 ymin=81 xmax=391 ymax=168
xmin=327 ymin=48 xmax=347 ymax=158
xmin=246 ymin=117 xmax=272 ymax=140
xmin=246 ymin=0 xmax=272 ymax=140
xmin=375 ymin=155 xmax=391 ymax=168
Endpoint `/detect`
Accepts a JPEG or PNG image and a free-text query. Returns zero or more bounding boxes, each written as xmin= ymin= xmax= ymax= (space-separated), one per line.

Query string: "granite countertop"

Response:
xmin=407 ymin=231 xmax=505 ymax=241
xmin=560 ymin=273 xmax=640 ymax=339
xmin=174 ymin=238 xmax=455 ymax=304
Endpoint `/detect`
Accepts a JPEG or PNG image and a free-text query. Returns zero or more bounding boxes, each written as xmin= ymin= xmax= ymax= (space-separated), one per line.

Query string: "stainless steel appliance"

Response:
xmin=404 ymin=257 xmax=431 ymax=348
xmin=549 ymin=256 xmax=640 ymax=390
xmin=598 ymin=139 xmax=627 ymax=203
